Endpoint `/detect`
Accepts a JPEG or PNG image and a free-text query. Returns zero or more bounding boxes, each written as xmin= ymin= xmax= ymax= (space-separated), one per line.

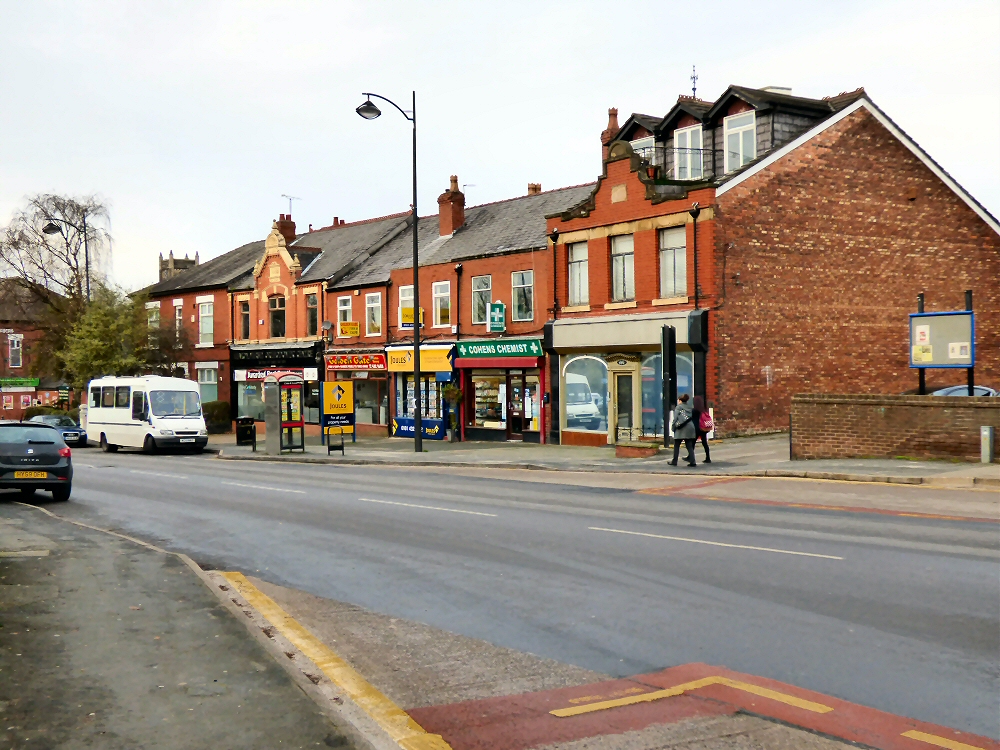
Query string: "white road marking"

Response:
xmin=131 ymin=470 xmax=187 ymax=479
xmin=358 ymin=497 xmax=497 ymax=517
xmin=221 ymin=481 xmax=306 ymax=494
xmin=589 ymin=527 xmax=843 ymax=560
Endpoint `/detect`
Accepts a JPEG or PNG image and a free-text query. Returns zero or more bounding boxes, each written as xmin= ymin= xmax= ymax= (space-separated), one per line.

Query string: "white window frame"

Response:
xmin=673 ymin=124 xmax=703 ymax=180
xmin=432 ymin=281 xmax=451 ymax=328
xmin=365 ymin=292 xmax=382 ymax=336
xmin=610 ymin=235 xmax=635 ymax=302
xmin=337 ymin=296 xmax=353 ymax=338
xmin=398 ymin=285 xmax=414 ymax=327
xmin=658 ymin=227 xmax=687 ymax=299
xmin=8 ymin=334 xmax=23 ymax=369
xmin=145 ymin=300 xmax=160 ymax=329
xmin=724 ymin=111 xmax=756 ymax=173
xmin=567 ymin=242 xmax=589 ymax=306
xmin=511 ymin=270 xmax=534 ymax=322
xmin=630 ymin=135 xmax=656 ymax=163
xmin=174 ymin=301 xmax=184 ymax=335
xmin=471 ymin=275 xmax=491 ymax=325
xmin=198 ymin=301 xmax=214 ymax=346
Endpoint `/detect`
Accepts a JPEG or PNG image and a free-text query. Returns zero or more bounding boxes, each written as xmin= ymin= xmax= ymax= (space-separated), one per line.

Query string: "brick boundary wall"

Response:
xmin=791 ymin=394 xmax=1000 ymax=462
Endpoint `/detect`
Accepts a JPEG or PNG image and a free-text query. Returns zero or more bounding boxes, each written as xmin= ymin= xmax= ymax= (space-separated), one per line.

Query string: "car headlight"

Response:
xmin=198 ymin=429 xmax=208 ymax=436
xmin=159 ymin=429 xmax=175 ymax=436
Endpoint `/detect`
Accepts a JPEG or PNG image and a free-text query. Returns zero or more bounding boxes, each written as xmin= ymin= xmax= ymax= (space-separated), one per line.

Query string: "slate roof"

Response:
xmin=617 ymin=113 xmax=662 ymax=141
xmin=331 ymin=184 xmax=596 ymax=290
xmin=705 ymin=85 xmax=864 ymax=121
xmin=294 ymin=214 xmax=411 ymax=285
xmin=0 ymin=278 xmax=52 ymax=322
xmin=146 ymin=239 xmax=266 ymax=295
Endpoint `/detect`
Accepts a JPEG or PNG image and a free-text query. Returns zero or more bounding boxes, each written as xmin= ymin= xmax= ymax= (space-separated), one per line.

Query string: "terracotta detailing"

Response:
xmin=275 ymin=213 xmax=297 ymax=245
xmin=528 ymin=183 xmax=542 ymax=195
xmin=438 ymin=175 xmax=466 ymax=236
xmin=600 ymin=108 xmax=620 ymax=161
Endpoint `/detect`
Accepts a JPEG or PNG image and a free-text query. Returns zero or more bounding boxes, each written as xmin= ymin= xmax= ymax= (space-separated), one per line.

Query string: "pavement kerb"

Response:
xmin=10 ymin=502 xmax=402 ymax=750
xmin=214 ymin=450 xmax=999 ymax=488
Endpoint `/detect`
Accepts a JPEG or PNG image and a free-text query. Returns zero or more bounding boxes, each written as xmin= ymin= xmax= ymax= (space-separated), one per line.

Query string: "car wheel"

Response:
xmin=51 ymin=485 xmax=71 ymax=502
xmin=100 ymin=434 xmax=118 ymax=453
xmin=143 ymin=434 xmax=157 ymax=454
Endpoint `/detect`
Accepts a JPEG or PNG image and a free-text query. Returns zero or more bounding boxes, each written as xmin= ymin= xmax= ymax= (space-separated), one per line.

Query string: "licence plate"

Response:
xmin=14 ymin=471 xmax=48 ymax=479
xmin=179 ymin=438 xmax=196 ymax=443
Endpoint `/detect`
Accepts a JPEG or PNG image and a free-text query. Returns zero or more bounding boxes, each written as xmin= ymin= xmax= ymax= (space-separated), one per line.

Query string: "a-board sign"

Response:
xmin=323 ymin=380 xmax=355 ymax=432
xmin=909 ymin=311 xmax=974 ymax=368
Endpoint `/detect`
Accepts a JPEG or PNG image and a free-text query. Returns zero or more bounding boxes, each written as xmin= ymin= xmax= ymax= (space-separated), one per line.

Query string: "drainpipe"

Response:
xmin=548 ymin=229 xmax=560 ymax=320
xmin=454 ymin=264 xmax=463 ymax=341
xmin=688 ymin=203 xmax=701 ymax=310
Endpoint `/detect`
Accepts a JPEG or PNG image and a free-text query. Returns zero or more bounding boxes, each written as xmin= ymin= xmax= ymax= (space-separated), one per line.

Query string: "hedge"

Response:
xmin=202 ymin=400 xmax=231 ymax=434
xmin=22 ymin=406 xmax=81 ymax=424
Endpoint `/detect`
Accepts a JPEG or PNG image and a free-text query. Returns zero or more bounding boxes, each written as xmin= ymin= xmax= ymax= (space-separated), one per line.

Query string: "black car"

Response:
xmin=0 ymin=422 xmax=73 ymax=501
xmin=28 ymin=414 xmax=88 ymax=447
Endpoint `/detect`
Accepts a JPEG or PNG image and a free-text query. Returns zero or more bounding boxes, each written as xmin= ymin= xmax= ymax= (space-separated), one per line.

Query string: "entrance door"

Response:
xmin=507 ymin=371 xmax=524 ymax=441
xmin=615 ymin=373 xmax=634 ymax=442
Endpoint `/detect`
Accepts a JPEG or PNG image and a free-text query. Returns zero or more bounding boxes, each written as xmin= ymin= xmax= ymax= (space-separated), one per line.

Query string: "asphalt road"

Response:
xmin=17 ymin=450 xmax=1000 ymax=739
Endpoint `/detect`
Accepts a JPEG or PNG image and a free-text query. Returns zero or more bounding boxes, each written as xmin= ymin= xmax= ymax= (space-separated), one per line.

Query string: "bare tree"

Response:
xmin=0 ymin=194 xmax=112 ymax=378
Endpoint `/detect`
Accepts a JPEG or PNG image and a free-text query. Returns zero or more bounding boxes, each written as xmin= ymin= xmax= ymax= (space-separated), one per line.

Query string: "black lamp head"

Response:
xmin=42 ymin=222 xmax=63 ymax=235
xmin=356 ymin=98 xmax=381 ymax=120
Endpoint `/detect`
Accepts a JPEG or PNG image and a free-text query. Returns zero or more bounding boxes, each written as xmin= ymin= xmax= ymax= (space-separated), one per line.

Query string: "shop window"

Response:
xmin=8 ymin=335 xmax=22 ymax=368
xmin=432 ymin=281 xmax=451 ymax=327
xmin=471 ymin=275 xmax=491 ymax=324
xmin=567 ymin=243 xmax=589 ymax=306
xmin=269 ymin=296 xmax=286 ymax=338
xmin=366 ymin=293 xmax=382 ymax=336
xmin=398 ymin=285 xmax=413 ymax=327
xmin=237 ymin=382 xmax=265 ymax=421
xmin=307 ymin=294 xmax=319 ymax=336
xmin=197 ymin=368 xmax=218 ymax=403
xmin=512 ymin=270 xmax=533 ymax=321
xmin=659 ymin=227 xmax=687 ymax=299
xmin=396 ymin=375 xmax=443 ymax=419
xmin=355 ymin=377 xmax=388 ymax=424
xmin=676 ymin=351 xmax=695 ymax=397
xmin=239 ymin=300 xmax=250 ymax=340
xmin=198 ymin=302 xmax=214 ymax=346
xmin=641 ymin=353 xmax=664 ymax=437
xmin=674 ymin=125 xmax=703 ymax=179
xmin=724 ymin=111 xmax=756 ymax=173
xmin=471 ymin=372 xmax=505 ymax=429
xmin=562 ymin=356 xmax=608 ymax=433
xmin=611 ymin=235 xmax=635 ymax=302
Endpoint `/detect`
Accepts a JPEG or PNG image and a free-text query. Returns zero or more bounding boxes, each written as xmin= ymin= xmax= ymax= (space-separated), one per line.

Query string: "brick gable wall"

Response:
xmin=712 ymin=107 xmax=1000 ymax=435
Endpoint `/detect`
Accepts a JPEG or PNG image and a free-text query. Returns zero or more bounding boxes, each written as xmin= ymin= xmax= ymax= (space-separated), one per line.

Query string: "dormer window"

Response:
xmin=674 ymin=125 xmax=703 ymax=180
xmin=630 ymin=136 xmax=656 ymax=164
xmin=724 ymin=112 xmax=756 ymax=173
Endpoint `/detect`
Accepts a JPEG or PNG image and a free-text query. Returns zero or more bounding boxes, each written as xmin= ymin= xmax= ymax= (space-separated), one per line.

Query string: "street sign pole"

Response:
xmin=917 ymin=292 xmax=925 ymax=395
xmin=966 ymin=289 xmax=974 ymax=396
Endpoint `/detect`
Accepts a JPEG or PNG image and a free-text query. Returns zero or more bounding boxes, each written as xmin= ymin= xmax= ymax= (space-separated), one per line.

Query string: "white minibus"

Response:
xmin=86 ymin=376 xmax=208 ymax=452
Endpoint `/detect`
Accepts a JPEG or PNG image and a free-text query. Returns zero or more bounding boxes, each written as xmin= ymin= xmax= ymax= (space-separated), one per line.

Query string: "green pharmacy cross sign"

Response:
xmin=456 ymin=338 xmax=542 ymax=358
xmin=487 ymin=302 xmax=506 ymax=333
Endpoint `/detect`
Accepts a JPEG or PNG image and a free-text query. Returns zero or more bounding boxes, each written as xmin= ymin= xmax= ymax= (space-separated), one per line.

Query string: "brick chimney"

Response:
xmin=437 ymin=175 xmax=465 ymax=236
xmin=527 ymin=183 xmax=541 ymax=195
xmin=275 ymin=213 xmax=297 ymax=245
xmin=601 ymin=107 xmax=620 ymax=161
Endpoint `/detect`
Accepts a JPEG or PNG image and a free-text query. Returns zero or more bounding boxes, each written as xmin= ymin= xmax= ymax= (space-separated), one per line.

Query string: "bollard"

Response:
xmin=982 ymin=426 xmax=995 ymax=464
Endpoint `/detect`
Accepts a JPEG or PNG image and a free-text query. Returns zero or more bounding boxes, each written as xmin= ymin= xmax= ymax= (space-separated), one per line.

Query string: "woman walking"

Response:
xmin=669 ymin=394 xmax=697 ymax=466
xmin=691 ymin=395 xmax=712 ymax=464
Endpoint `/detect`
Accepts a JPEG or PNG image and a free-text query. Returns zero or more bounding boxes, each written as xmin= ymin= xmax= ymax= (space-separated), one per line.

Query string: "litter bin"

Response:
xmin=235 ymin=416 xmax=257 ymax=451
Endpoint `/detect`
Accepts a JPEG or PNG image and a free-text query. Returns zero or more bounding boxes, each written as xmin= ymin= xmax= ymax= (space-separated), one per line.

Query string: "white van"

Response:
xmin=86 ymin=376 xmax=208 ymax=453
xmin=564 ymin=373 xmax=603 ymax=430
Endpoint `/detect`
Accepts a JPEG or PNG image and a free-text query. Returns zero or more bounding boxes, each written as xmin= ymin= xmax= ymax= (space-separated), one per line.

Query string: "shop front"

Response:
xmin=325 ymin=351 xmax=389 ymax=435
xmin=454 ymin=338 xmax=545 ymax=443
xmin=386 ymin=344 xmax=454 ymax=440
xmin=230 ymin=342 xmax=323 ymax=424
xmin=550 ymin=310 xmax=700 ymax=446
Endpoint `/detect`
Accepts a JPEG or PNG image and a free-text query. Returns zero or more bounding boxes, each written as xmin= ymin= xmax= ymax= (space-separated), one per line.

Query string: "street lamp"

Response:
xmin=43 ymin=217 xmax=91 ymax=301
xmin=356 ymin=91 xmax=423 ymax=452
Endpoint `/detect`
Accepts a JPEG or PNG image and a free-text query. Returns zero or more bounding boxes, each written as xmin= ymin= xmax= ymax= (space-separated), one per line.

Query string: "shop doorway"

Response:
xmin=508 ymin=371 xmax=525 ymax=440
xmin=607 ymin=354 xmax=642 ymax=443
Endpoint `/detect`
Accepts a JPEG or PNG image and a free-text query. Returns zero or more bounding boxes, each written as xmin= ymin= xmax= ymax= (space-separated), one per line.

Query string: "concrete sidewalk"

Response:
xmin=0 ymin=499 xmax=361 ymax=749
xmin=212 ymin=432 xmax=1000 ymax=487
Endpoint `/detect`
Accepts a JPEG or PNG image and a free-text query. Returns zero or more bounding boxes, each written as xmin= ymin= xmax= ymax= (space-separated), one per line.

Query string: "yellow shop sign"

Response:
xmin=386 ymin=346 xmax=453 ymax=372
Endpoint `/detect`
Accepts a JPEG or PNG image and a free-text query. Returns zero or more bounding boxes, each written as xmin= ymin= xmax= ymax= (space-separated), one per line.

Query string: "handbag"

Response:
xmin=699 ymin=411 xmax=714 ymax=432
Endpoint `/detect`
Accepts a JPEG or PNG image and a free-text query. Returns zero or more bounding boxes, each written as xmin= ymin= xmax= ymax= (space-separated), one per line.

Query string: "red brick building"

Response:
xmin=545 ymin=87 xmax=999 ymax=443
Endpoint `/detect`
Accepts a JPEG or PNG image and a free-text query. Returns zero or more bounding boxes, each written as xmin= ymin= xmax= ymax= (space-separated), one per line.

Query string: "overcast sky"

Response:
xmin=1 ymin=0 xmax=997 ymax=291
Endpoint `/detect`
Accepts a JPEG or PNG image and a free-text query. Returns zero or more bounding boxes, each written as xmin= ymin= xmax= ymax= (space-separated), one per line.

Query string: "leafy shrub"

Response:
xmin=23 ymin=406 xmax=79 ymax=424
xmin=202 ymin=400 xmax=231 ymax=434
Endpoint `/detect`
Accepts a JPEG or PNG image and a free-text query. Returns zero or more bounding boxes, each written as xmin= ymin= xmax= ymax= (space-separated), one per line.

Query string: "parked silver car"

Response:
xmin=930 ymin=385 xmax=998 ymax=397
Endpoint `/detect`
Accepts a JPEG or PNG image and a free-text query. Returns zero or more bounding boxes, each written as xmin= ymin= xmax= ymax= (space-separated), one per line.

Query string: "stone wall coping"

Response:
xmin=792 ymin=394 xmax=1000 ymax=408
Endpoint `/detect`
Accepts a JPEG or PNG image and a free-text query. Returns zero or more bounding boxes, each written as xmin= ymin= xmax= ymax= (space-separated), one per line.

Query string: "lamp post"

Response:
xmin=357 ymin=91 xmax=422 ymax=452
xmin=43 ymin=216 xmax=91 ymax=301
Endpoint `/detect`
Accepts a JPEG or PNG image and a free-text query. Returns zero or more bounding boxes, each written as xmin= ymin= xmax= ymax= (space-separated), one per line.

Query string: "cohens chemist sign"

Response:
xmin=457 ymin=339 xmax=542 ymax=358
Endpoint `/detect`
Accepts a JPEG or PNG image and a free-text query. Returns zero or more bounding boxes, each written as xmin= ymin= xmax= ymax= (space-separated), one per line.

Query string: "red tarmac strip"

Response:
xmin=408 ymin=662 xmax=1000 ymax=750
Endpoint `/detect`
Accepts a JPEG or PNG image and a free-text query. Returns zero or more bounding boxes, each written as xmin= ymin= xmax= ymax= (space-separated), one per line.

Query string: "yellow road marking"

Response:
xmin=901 ymin=729 xmax=987 ymax=750
xmin=222 ymin=572 xmax=452 ymax=750
xmin=589 ymin=526 xmax=844 ymax=560
xmin=0 ymin=549 xmax=50 ymax=557
xmin=358 ymin=497 xmax=497 ymax=517
xmin=551 ymin=676 xmax=833 ymax=718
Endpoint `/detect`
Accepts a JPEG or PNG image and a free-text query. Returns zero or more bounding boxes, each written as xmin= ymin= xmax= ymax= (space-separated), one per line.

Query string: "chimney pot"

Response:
xmin=275 ymin=213 xmax=297 ymax=244
xmin=528 ymin=183 xmax=541 ymax=195
xmin=601 ymin=107 xmax=621 ymax=161
xmin=438 ymin=175 xmax=466 ymax=236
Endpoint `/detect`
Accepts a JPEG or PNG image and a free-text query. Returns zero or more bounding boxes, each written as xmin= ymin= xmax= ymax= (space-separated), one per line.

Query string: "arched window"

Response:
xmin=641 ymin=353 xmax=663 ymax=437
xmin=562 ymin=356 xmax=608 ymax=433
xmin=269 ymin=296 xmax=286 ymax=338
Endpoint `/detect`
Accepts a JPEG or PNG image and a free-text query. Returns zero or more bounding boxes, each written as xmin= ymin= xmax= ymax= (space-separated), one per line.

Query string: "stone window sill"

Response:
xmin=652 ymin=296 xmax=689 ymax=306
xmin=561 ymin=305 xmax=591 ymax=313
xmin=604 ymin=301 xmax=637 ymax=310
